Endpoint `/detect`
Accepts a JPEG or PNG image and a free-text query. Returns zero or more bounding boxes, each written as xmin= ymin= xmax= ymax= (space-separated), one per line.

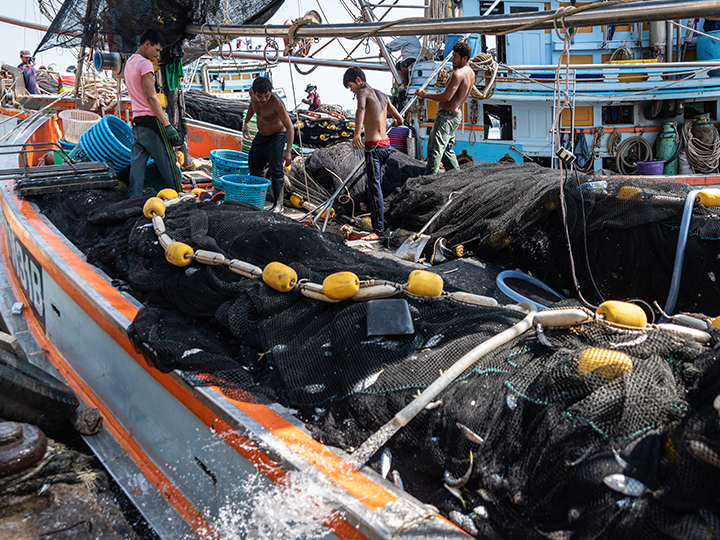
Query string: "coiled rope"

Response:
xmin=468 ymin=54 xmax=498 ymax=100
xmin=682 ymin=119 xmax=720 ymax=174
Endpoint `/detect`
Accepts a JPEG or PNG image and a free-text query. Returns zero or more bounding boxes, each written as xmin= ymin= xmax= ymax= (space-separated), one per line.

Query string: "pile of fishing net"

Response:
xmin=31 ymin=185 xmax=720 ymax=539
xmin=184 ymin=89 xmax=248 ymax=133
xmin=287 ymin=141 xmax=424 ymax=215
xmin=385 ymin=161 xmax=720 ymax=316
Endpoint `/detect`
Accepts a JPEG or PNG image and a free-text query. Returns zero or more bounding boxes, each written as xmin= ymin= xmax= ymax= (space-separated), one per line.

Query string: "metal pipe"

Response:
xmin=358 ymin=0 xmax=403 ymax=85
xmin=650 ymin=21 xmax=666 ymax=60
xmin=665 ymin=20 xmax=673 ymax=62
xmin=210 ymin=51 xmax=391 ymax=71
xmin=0 ymin=15 xmax=49 ymax=32
xmin=185 ymin=0 xmax=720 ymax=39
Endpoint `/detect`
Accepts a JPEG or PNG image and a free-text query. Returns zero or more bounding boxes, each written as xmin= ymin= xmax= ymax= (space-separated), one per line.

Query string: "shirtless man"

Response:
xmin=344 ymin=67 xmax=403 ymax=241
xmin=244 ymin=77 xmax=294 ymax=213
xmin=415 ymin=41 xmax=474 ymax=175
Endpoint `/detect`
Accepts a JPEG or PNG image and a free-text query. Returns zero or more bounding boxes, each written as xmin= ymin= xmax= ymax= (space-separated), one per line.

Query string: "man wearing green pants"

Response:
xmin=415 ymin=41 xmax=474 ymax=175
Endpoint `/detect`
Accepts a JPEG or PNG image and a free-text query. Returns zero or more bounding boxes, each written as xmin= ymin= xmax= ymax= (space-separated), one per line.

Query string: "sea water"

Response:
xmin=213 ymin=471 xmax=337 ymax=539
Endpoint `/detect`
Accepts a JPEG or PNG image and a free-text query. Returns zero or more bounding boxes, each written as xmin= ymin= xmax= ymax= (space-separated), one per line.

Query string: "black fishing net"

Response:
xmin=184 ymin=89 xmax=247 ymax=132
xmin=29 ymin=158 xmax=720 ymax=539
xmin=386 ymin=161 xmax=720 ymax=316
xmin=34 ymin=0 xmax=284 ymax=60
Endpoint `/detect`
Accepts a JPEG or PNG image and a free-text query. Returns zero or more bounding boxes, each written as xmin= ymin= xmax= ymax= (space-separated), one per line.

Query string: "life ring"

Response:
xmin=283 ymin=19 xmax=313 ymax=57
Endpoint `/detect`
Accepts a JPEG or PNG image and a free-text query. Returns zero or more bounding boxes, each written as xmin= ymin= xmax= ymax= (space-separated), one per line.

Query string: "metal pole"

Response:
xmin=185 ymin=1 xmax=720 ymax=39
xmin=208 ymin=50 xmax=391 ymax=71
xmin=357 ymin=0 xmax=403 ymax=85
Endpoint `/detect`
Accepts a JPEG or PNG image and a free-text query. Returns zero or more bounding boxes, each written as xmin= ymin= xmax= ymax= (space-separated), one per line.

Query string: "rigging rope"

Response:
xmin=683 ymin=119 xmax=720 ymax=174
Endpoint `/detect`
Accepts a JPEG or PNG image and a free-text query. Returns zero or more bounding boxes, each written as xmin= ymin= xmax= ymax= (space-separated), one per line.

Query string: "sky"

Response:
xmin=0 ymin=0 xmax=425 ymax=111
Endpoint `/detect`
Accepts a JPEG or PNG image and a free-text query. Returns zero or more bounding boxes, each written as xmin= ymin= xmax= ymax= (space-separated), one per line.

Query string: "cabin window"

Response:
xmin=483 ymin=104 xmax=513 ymax=140
xmin=509 ymin=6 xmax=539 ymax=13
xmin=684 ymin=101 xmax=717 ymax=121
xmin=602 ymin=105 xmax=633 ymax=125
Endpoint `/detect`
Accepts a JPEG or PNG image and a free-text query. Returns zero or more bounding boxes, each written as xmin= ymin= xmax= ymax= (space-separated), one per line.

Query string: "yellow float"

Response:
xmin=323 ymin=272 xmax=360 ymax=300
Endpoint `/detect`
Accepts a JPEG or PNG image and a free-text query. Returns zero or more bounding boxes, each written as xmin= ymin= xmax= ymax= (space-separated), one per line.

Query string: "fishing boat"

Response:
xmin=1 ymin=1 xmax=720 ymax=539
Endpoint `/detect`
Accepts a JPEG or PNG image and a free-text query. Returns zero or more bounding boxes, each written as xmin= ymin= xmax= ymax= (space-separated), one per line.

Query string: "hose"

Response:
xmin=615 ymin=136 xmax=652 ymax=174
xmin=663 ymin=189 xmax=700 ymax=316
xmin=496 ymin=270 xmax=566 ymax=311
xmin=347 ymin=301 xmax=538 ymax=470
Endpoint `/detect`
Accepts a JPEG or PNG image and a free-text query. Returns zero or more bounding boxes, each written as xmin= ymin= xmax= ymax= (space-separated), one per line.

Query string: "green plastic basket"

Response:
xmin=220 ymin=174 xmax=271 ymax=208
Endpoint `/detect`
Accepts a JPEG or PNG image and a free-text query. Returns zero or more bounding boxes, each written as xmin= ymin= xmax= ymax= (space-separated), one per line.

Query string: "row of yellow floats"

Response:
xmin=142 ymin=190 xmax=713 ymax=384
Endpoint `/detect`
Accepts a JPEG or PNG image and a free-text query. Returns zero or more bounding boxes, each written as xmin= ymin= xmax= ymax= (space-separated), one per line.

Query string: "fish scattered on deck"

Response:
xmin=392 ymin=470 xmax=404 ymax=490
xmin=448 ymin=510 xmax=478 ymax=536
xmin=566 ymin=445 xmax=594 ymax=467
xmin=353 ymin=369 xmax=384 ymax=392
xmin=612 ymin=447 xmax=631 ymax=472
xmin=303 ymin=384 xmax=326 ymax=394
xmin=423 ymin=334 xmax=444 ymax=348
xmin=540 ymin=530 xmax=573 ymax=540
xmin=472 ymin=505 xmax=489 ymax=520
xmin=444 ymin=484 xmax=466 ymax=507
xmin=568 ymin=508 xmax=580 ymax=522
xmin=506 ymin=393 xmax=518 ymax=409
xmin=456 ymin=422 xmax=484 ymax=445
xmin=381 ymin=448 xmax=392 ymax=479
xmin=603 ymin=474 xmax=651 ymax=497
xmin=687 ymin=439 xmax=720 ymax=469
xmin=444 ymin=451 xmax=474 ymax=488
xmin=425 ymin=400 xmax=443 ymax=410
xmin=536 ymin=325 xmax=556 ymax=348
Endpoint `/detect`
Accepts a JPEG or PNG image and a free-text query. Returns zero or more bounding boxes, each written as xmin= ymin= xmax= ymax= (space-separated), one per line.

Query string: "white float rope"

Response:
xmin=142 ymin=190 xmax=500 ymax=307
xmin=142 ymin=190 xmax=717 ymax=345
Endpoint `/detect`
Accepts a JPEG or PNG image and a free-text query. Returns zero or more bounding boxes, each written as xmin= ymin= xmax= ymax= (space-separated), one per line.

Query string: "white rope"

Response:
xmin=672 ymin=20 xmax=720 ymax=43
xmin=683 ymin=118 xmax=720 ymax=174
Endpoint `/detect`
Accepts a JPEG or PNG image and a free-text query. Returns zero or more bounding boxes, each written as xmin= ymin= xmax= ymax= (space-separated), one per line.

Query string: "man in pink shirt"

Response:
xmin=125 ymin=29 xmax=183 ymax=197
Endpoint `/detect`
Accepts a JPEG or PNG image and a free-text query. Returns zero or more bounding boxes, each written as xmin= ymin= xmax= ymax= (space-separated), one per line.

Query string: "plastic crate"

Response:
xmin=220 ymin=174 xmax=270 ymax=208
xmin=210 ymin=149 xmax=249 ymax=185
xmin=59 ymin=109 xmax=101 ymax=144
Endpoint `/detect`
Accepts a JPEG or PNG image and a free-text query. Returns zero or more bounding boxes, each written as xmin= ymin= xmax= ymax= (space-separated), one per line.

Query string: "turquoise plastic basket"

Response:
xmin=210 ymin=149 xmax=248 ymax=185
xmin=220 ymin=174 xmax=271 ymax=208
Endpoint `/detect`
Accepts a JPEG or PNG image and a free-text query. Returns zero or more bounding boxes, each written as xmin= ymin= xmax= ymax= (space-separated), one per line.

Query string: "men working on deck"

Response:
xmin=244 ymin=76 xmax=294 ymax=213
xmin=415 ymin=41 xmax=474 ymax=176
xmin=126 ymin=29 xmax=183 ymax=198
xmin=302 ymin=84 xmax=321 ymax=112
xmin=18 ymin=50 xmax=38 ymax=95
xmin=383 ymin=36 xmax=421 ymax=87
xmin=344 ymin=67 xmax=404 ymax=242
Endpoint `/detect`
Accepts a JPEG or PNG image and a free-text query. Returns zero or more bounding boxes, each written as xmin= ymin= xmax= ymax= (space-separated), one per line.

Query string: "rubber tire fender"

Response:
xmin=0 ymin=349 xmax=79 ymax=433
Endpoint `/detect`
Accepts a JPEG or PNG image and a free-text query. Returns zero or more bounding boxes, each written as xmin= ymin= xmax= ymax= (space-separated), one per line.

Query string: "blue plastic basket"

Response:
xmin=79 ymin=115 xmax=133 ymax=172
xmin=210 ymin=149 xmax=249 ymax=185
xmin=67 ymin=143 xmax=90 ymax=162
xmin=220 ymin=174 xmax=271 ymax=208
xmin=57 ymin=137 xmax=76 ymax=151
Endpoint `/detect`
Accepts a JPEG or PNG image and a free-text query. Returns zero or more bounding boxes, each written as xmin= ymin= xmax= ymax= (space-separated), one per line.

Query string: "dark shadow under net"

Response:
xmin=31 ymin=173 xmax=720 ymax=539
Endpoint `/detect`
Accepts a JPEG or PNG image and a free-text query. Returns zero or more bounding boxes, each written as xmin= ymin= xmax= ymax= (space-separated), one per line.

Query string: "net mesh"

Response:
xmin=30 ymin=158 xmax=720 ymax=539
xmin=35 ymin=0 xmax=284 ymax=60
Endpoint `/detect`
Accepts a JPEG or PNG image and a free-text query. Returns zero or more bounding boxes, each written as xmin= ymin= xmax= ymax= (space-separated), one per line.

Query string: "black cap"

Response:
xmin=20 ymin=50 xmax=32 ymax=58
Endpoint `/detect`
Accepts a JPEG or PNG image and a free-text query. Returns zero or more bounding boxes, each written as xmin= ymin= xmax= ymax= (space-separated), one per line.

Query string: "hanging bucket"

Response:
xmin=636 ymin=160 xmax=665 ymax=176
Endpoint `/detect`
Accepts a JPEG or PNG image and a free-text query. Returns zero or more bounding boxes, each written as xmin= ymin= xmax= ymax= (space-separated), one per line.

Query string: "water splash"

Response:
xmin=213 ymin=471 xmax=336 ymax=539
